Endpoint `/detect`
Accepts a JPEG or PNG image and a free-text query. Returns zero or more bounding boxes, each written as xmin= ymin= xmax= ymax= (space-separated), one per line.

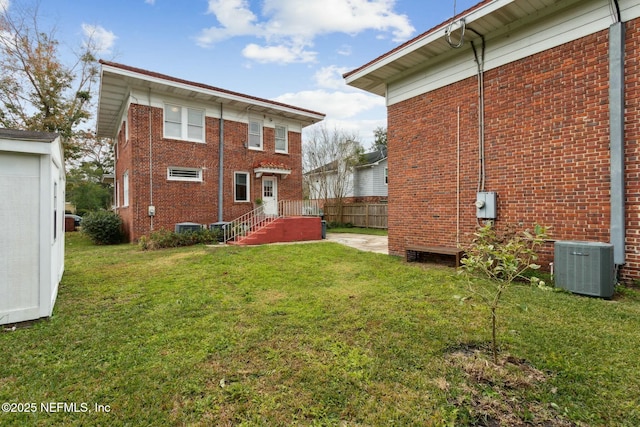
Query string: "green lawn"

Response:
xmin=1 ymin=233 xmax=639 ymax=426
xmin=326 ymin=226 xmax=388 ymax=236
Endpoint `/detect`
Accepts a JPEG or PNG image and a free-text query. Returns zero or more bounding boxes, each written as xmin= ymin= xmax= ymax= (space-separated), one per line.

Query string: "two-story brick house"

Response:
xmin=97 ymin=61 xmax=324 ymax=241
xmin=345 ymin=0 xmax=640 ymax=281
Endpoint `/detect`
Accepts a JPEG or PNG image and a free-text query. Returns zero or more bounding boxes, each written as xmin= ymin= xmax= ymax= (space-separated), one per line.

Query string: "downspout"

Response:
xmin=218 ymin=103 xmax=224 ymax=222
xmin=148 ymin=88 xmax=154 ymax=231
xmin=456 ymin=105 xmax=461 ymax=245
xmin=609 ymin=3 xmax=625 ymax=267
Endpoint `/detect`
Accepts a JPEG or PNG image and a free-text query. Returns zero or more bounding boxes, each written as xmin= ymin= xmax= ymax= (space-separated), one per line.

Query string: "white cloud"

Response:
xmin=145 ymin=0 xmax=155 ymax=4
xmin=274 ymin=89 xmax=385 ymax=120
xmin=0 ymin=0 xmax=9 ymax=13
xmin=82 ymin=24 xmax=117 ymax=55
xmin=196 ymin=0 xmax=414 ymax=63
xmin=196 ymin=0 xmax=258 ymax=45
xmin=313 ymin=65 xmax=351 ymax=90
xmin=261 ymin=0 xmax=414 ymax=42
xmin=242 ymin=43 xmax=316 ymax=64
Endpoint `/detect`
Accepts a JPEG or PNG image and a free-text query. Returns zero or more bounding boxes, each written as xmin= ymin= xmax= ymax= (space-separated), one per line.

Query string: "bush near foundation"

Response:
xmin=138 ymin=229 xmax=221 ymax=250
xmin=81 ymin=210 xmax=124 ymax=245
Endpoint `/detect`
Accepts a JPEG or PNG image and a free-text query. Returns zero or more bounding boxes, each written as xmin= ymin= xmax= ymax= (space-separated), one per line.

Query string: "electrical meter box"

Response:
xmin=476 ymin=191 xmax=497 ymax=219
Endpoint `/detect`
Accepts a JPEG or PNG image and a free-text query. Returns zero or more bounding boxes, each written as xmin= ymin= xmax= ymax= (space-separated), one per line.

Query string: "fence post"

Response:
xmin=365 ymin=204 xmax=369 ymax=228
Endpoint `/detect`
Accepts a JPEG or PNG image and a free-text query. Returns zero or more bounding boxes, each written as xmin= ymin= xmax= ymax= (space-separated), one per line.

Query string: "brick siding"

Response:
xmin=388 ymin=21 xmax=640 ymax=281
xmin=115 ymin=104 xmax=303 ymax=241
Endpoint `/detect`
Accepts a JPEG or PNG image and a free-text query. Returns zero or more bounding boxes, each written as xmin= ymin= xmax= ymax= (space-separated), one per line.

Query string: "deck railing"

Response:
xmin=222 ymin=200 xmax=323 ymax=243
xmin=278 ymin=199 xmax=323 ymax=217
xmin=223 ymin=205 xmax=269 ymax=243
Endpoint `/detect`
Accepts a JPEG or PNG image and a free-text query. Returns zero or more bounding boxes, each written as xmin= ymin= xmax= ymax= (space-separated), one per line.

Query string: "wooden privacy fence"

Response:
xmin=323 ymin=203 xmax=388 ymax=229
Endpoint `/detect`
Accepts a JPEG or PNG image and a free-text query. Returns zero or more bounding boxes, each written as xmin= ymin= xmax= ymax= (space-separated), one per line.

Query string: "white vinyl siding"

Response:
xmin=168 ymin=167 xmax=202 ymax=182
xmin=164 ymin=104 xmax=204 ymax=142
xmin=275 ymin=125 xmax=287 ymax=153
xmin=354 ymin=160 xmax=388 ymax=198
xmin=234 ymin=172 xmax=250 ymax=202
xmin=248 ymin=120 xmax=262 ymax=150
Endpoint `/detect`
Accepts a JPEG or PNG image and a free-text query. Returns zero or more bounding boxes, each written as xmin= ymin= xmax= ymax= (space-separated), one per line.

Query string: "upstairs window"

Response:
xmin=164 ymin=104 xmax=204 ymax=142
xmin=168 ymin=167 xmax=203 ymax=182
xmin=275 ymin=125 xmax=288 ymax=153
xmin=248 ymin=119 xmax=262 ymax=150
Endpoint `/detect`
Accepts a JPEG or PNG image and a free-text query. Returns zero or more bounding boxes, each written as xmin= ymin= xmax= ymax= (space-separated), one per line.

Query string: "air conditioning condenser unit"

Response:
xmin=175 ymin=222 xmax=203 ymax=233
xmin=554 ymin=241 xmax=615 ymax=298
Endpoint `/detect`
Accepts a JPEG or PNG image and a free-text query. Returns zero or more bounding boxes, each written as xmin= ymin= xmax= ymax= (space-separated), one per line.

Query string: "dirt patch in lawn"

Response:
xmin=445 ymin=346 xmax=577 ymax=426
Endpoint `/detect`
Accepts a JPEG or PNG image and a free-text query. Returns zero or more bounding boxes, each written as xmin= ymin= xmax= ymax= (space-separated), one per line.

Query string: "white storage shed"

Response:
xmin=0 ymin=129 xmax=65 ymax=325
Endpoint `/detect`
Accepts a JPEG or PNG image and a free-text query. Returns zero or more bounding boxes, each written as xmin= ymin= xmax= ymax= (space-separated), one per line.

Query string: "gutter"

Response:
xmin=218 ymin=103 xmax=224 ymax=222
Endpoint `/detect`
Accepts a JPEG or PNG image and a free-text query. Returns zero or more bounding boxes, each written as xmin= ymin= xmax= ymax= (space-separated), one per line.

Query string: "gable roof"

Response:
xmin=358 ymin=148 xmax=387 ymax=167
xmin=343 ymin=0 xmax=582 ymax=96
xmin=97 ymin=60 xmax=325 ymax=138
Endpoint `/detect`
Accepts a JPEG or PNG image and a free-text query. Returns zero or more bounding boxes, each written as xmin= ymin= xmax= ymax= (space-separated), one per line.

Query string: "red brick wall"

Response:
xmin=115 ymin=104 xmax=303 ymax=241
xmin=115 ymin=112 xmax=133 ymax=239
xmin=388 ymin=22 xmax=640 ymax=280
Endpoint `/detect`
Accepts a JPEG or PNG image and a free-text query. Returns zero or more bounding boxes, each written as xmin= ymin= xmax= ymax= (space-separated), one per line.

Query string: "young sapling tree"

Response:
xmin=461 ymin=223 xmax=549 ymax=364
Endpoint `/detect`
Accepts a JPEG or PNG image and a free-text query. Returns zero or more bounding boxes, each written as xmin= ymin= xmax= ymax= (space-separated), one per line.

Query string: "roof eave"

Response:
xmin=97 ymin=63 xmax=325 ymax=138
xmin=344 ymin=0 xmax=515 ymax=95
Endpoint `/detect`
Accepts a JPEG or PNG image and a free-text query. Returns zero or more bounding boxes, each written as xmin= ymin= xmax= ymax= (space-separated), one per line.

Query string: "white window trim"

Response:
xmin=167 ymin=167 xmax=203 ymax=182
xmin=163 ymin=103 xmax=205 ymax=143
xmin=115 ymin=181 xmax=120 ymax=208
xmin=123 ymin=171 xmax=129 ymax=207
xmin=275 ymin=124 xmax=288 ymax=153
xmin=248 ymin=119 xmax=263 ymax=150
xmin=234 ymin=171 xmax=250 ymax=202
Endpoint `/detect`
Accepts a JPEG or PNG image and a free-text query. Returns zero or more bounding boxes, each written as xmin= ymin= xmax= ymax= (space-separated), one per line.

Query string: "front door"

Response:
xmin=262 ymin=176 xmax=278 ymax=216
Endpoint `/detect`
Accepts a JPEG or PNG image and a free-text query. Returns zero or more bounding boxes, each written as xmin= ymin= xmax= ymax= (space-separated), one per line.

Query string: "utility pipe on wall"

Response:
xmin=148 ymin=88 xmax=154 ymax=231
xmin=218 ymin=103 xmax=224 ymax=222
xmin=456 ymin=106 xmax=461 ymax=245
xmin=469 ymin=32 xmax=486 ymax=194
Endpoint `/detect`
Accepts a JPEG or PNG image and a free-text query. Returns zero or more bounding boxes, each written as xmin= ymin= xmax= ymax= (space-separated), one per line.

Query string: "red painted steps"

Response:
xmin=230 ymin=216 xmax=322 ymax=245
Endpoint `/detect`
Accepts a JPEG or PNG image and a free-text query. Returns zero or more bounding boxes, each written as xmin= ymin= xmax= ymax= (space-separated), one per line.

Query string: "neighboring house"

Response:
xmin=96 ymin=61 xmax=324 ymax=241
xmin=0 ymin=129 xmax=65 ymax=325
xmin=353 ymin=149 xmax=388 ymax=203
xmin=307 ymin=148 xmax=388 ymax=203
xmin=345 ymin=0 xmax=640 ymax=281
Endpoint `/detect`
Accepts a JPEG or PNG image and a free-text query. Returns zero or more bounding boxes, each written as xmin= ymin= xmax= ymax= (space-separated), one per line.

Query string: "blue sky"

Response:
xmin=3 ymin=0 xmax=479 ymax=147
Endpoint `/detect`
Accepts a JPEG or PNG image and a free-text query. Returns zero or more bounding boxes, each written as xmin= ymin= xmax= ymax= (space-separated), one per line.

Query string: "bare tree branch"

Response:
xmin=303 ymin=124 xmax=363 ymax=221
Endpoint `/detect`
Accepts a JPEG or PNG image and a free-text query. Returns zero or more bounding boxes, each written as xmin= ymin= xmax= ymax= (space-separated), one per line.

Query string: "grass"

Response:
xmin=1 ymin=233 xmax=639 ymax=425
xmin=326 ymin=226 xmax=388 ymax=236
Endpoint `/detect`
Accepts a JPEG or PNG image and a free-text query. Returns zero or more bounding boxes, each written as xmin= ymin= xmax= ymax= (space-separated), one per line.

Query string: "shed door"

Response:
xmin=0 ymin=153 xmax=41 ymax=324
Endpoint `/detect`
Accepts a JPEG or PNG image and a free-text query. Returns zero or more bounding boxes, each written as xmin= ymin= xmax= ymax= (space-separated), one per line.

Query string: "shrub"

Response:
xmin=139 ymin=228 xmax=221 ymax=250
xmin=82 ymin=210 xmax=124 ymax=245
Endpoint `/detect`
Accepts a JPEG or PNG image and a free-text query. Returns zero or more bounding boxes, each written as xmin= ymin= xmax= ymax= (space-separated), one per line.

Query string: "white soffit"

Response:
xmin=344 ymin=0 xmax=583 ymax=96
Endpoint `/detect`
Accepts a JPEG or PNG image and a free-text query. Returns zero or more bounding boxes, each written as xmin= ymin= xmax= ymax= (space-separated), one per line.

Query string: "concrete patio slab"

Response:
xmin=325 ymin=233 xmax=388 ymax=254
